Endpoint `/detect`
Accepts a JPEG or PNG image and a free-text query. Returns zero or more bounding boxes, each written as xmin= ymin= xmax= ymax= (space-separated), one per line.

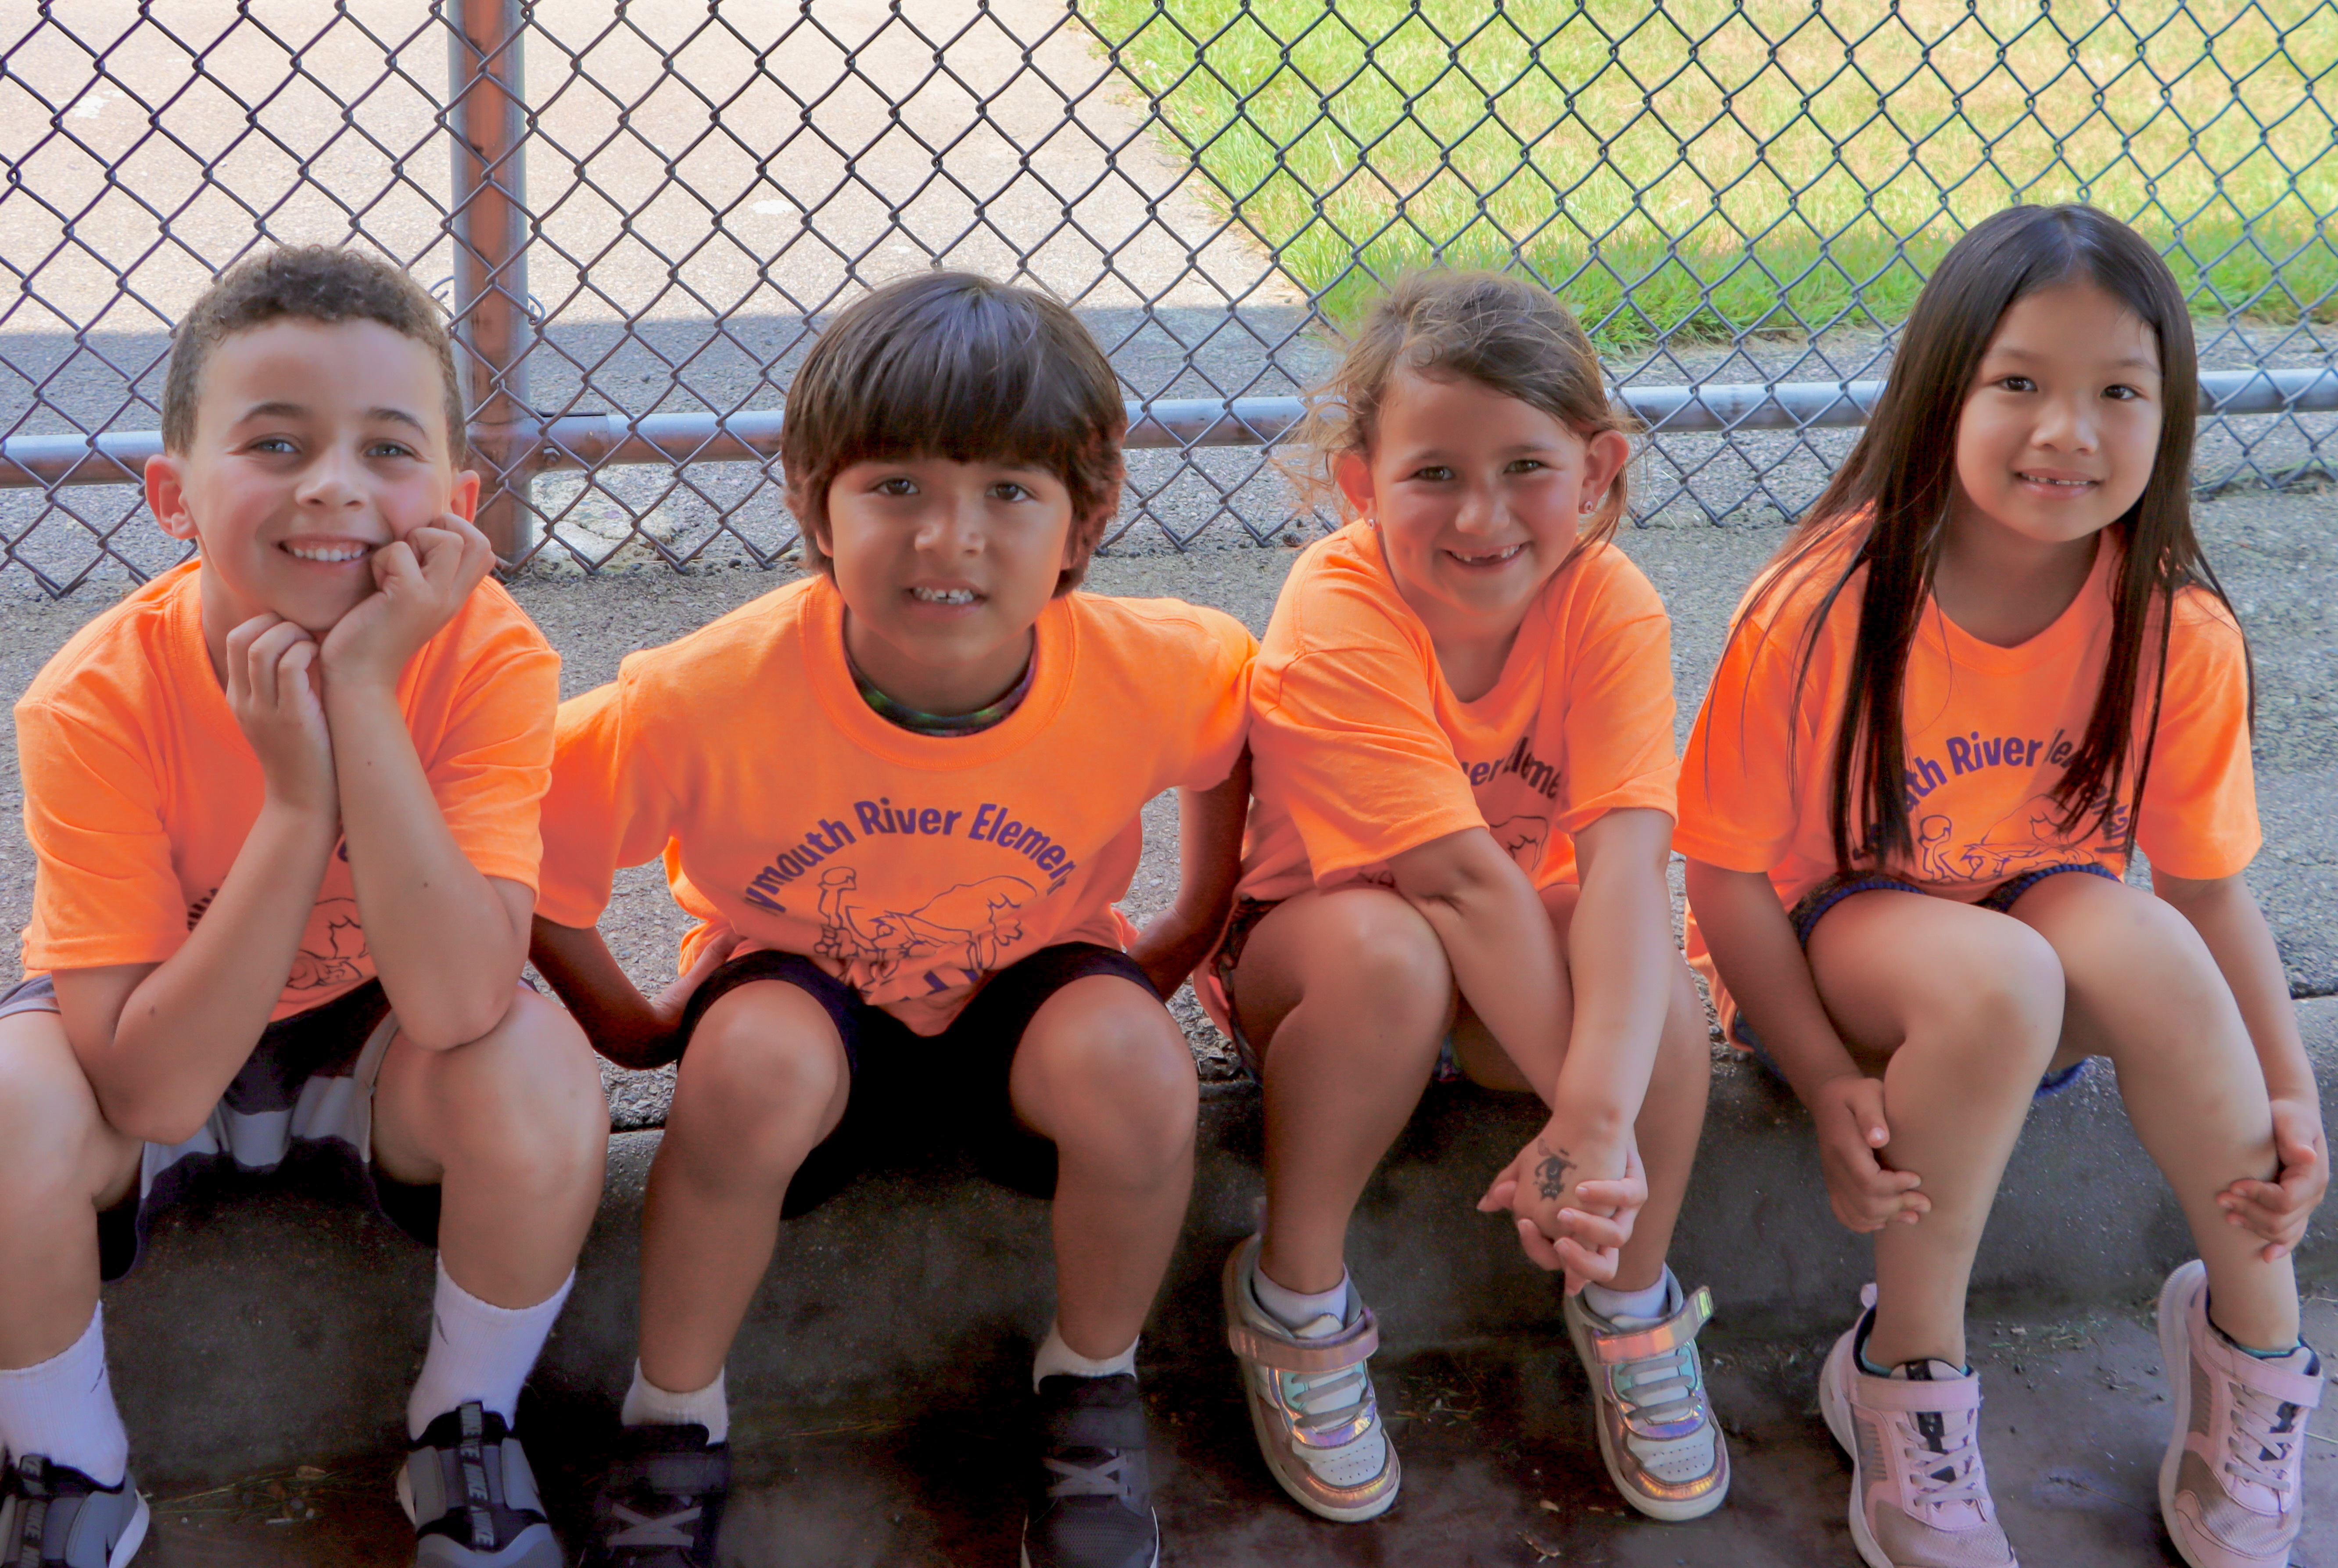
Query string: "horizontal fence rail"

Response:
xmin=0 ymin=2 xmax=2331 ymax=593
xmin=10 ymin=366 xmax=2334 ymax=492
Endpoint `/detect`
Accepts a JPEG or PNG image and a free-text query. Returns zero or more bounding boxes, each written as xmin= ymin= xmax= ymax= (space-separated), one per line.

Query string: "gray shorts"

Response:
xmin=2 ymin=973 xmax=439 ymax=1281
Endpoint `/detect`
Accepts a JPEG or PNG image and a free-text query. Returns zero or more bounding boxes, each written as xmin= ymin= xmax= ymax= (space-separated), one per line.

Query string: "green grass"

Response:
xmin=1078 ymin=0 xmax=2338 ymax=344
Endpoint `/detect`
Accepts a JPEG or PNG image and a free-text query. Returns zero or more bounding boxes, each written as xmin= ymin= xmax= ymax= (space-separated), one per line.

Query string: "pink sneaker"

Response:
xmin=1818 ymin=1285 xmax=2017 ymax=1568
xmin=2157 ymin=1260 xmax=2324 ymax=1568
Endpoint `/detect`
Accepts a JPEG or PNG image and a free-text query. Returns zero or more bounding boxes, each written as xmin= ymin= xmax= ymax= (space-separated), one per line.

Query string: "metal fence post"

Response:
xmin=447 ymin=0 xmax=533 ymax=563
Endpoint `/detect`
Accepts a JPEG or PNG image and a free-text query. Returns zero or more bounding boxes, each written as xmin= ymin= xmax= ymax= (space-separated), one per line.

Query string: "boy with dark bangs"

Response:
xmin=0 ymin=247 xmax=608 ymax=1568
xmin=532 ymin=271 xmax=1255 ymax=1568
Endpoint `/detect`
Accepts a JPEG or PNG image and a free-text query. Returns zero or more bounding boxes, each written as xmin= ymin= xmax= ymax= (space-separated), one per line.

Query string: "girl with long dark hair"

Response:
xmin=1678 ymin=205 xmax=2324 ymax=1568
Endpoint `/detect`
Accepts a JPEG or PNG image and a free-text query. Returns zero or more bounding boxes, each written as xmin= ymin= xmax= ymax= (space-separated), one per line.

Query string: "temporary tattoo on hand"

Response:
xmin=1534 ymin=1138 xmax=1574 ymax=1202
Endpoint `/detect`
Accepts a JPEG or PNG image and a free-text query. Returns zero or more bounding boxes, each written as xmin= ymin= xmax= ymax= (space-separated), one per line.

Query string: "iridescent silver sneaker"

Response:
xmin=1222 ymin=1234 xmax=1400 ymax=1521
xmin=1563 ymin=1270 xmax=1730 ymax=1520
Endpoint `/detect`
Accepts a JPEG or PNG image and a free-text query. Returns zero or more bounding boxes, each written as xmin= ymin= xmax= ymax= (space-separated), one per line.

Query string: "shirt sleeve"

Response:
xmin=1251 ymin=628 xmax=1485 ymax=888
xmin=2131 ymin=596 xmax=2259 ymax=879
xmin=1673 ymin=604 xmax=1811 ymax=873
xmin=1169 ymin=610 xmax=1259 ymax=793
xmin=1553 ymin=567 xmax=1680 ymax=835
xmin=534 ymin=667 xmax=683 ymax=929
xmin=425 ymin=612 xmax=561 ymax=893
xmin=18 ymin=702 xmax=191 ymax=973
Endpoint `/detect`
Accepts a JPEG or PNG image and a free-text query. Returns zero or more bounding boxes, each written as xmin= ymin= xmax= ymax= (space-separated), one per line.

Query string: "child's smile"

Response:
xmin=143 ymin=315 xmax=477 ymax=657
xmin=1951 ymin=279 xmax=2161 ymax=554
xmin=1341 ymin=370 xmax=1629 ymax=696
xmin=821 ymin=454 xmax=1078 ymax=716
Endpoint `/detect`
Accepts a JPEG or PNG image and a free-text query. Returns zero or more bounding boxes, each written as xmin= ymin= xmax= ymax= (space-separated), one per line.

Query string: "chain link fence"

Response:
xmin=1 ymin=0 xmax=2332 ymax=594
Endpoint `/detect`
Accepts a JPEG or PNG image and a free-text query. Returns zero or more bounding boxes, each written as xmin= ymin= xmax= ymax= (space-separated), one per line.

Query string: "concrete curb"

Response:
xmin=105 ymin=1000 xmax=2338 ymax=1489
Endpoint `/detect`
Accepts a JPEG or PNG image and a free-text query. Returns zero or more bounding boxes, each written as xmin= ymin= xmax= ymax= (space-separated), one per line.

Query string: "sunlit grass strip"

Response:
xmin=1079 ymin=0 xmax=2338 ymax=343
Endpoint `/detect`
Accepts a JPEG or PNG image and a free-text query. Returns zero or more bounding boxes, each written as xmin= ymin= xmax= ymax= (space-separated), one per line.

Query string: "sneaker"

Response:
xmin=2156 ymin=1259 xmax=2324 ymax=1568
xmin=1563 ymin=1269 xmax=1731 ymax=1520
xmin=1022 ymin=1372 xmax=1158 ymax=1568
xmin=0 ymin=1454 xmax=148 ymax=1567
xmin=581 ymin=1422 xmax=730 ymax=1568
xmin=1221 ymin=1234 xmax=1400 ymax=1522
xmin=1818 ymin=1285 xmax=2017 ymax=1568
xmin=398 ymin=1402 xmax=562 ymax=1568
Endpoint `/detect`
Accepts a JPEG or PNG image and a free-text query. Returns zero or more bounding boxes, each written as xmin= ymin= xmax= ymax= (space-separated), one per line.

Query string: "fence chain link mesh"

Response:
xmin=0 ymin=0 xmax=2331 ymax=594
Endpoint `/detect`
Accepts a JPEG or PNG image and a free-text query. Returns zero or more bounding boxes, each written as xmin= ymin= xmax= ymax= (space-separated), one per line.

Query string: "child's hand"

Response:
xmin=1477 ymin=1124 xmax=1645 ymax=1292
xmin=2216 ymin=1097 xmax=2327 ymax=1263
xmin=649 ymin=927 xmax=745 ymax=1032
xmin=1813 ymin=1074 xmax=1930 ymax=1233
xmin=320 ymin=513 xmax=496 ymax=691
xmin=224 ymin=613 xmax=336 ymax=815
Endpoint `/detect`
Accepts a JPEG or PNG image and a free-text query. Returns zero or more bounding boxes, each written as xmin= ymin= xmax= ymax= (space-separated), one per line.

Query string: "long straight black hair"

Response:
xmin=1743 ymin=204 xmax=2244 ymax=870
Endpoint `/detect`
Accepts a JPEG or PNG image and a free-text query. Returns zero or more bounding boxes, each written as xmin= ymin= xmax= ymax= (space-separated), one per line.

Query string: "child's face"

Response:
xmin=1341 ymin=370 xmax=1628 ymax=636
xmin=1953 ymin=280 xmax=2162 ymax=551
xmin=147 ymin=317 xmax=477 ymax=638
xmin=818 ymin=454 xmax=1078 ymax=689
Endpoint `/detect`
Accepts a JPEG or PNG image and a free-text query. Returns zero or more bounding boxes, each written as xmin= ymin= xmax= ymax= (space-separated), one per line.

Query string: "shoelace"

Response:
xmin=2222 ymin=1382 xmax=2303 ymax=1505
xmin=608 ymin=1501 xmax=702 ymax=1548
xmin=1278 ymin=1363 xmax=1372 ymax=1439
xmin=1897 ymin=1410 xmax=1991 ymax=1520
xmin=1043 ymin=1452 xmax=1129 ymax=1500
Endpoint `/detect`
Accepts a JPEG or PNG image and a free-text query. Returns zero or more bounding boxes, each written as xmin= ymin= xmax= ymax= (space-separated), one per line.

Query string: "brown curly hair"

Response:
xmin=162 ymin=245 xmax=464 ymax=459
xmin=1289 ymin=270 xmax=1633 ymax=549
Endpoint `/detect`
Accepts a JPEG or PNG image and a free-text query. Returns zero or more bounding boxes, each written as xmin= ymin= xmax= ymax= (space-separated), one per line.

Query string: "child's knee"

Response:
xmin=1306 ymin=890 xmax=1452 ymax=1023
xmin=1020 ymin=982 xmax=1197 ymax=1168
xmin=671 ymin=983 xmax=848 ymax=1155
xmin=0 ymin=1020 xmax=124 ymax=1199
xmin=2054 ymin=883 xmax=2220 ymax=1001
xmin=420 ymin=992 xmax=607 ymax=1185
xmin=1933 ymin=921 xmax=2064 ymax=1051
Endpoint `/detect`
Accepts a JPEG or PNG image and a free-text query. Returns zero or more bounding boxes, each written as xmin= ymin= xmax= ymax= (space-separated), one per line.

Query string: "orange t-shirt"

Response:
xmin=17 ymin=560 xmax=559 ymax=1020
xmin=1238 ymin=520 xmax=1681 ymax=904
xmin=1676 ymin=529 xmax=2259 ymax=1037
xmin=535 ymin=574 xmax=1255 ymax=1036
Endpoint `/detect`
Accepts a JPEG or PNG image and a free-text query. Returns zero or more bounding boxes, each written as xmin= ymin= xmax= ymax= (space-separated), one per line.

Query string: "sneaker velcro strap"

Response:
xmin=1586 ymin=1285 xmax=1712 ymax=1365
xmin=408 ymin=1403 xmax=548 ymax=1550
xmin=1853 ymin=1371 xmax=1983 ymax=1414
xmin=2230 ymin=1358 xmax=2325 ymax=1409
xmin=1227 ymin=1304 xmax=1380 ymax=1374
xmin=623 ymin=1446 xmax=731 ymax=1496
xmin=1047 ymin=1403 xmax=1148 ymax=1453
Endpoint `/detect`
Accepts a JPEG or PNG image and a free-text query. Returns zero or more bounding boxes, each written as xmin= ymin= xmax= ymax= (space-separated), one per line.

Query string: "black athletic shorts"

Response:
xmin=674 ymin=942 xmax=1161 ymax=1217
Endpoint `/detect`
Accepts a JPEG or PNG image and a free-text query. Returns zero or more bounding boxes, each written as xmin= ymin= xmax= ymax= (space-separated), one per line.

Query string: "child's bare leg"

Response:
xmin=634 ymin=981 xmax=850 ymax=1393
xmin=1010 ymin=976 xmax=1199 ymax=1359
xmin=0 ymin=1009 xmax=142 ymax=1492
xmin=374 ymin=990 xmax=609 ymax=1308
xmin=1234 ymin=888 xmax=1455 ymax=1295
xmin=1454 ymin=883 xmax=1711 ymax=1292
xmin=1805 ymin=892 xmax=2065 ymax=1368
xmin=2009 ymin=874 xmax=2296 ymax=1347
xmin=0 ymin=1012 xmax=140 ymax=1369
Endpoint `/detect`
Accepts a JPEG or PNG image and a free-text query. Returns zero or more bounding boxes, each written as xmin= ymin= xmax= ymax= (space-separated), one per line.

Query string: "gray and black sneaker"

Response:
xmin=1023 ymin=1373 xmax=1159 ymax=1568
xmin=581 ymin=1424 xmax=729 ymax=1568
xmin=398 ymin=1402 xmax=562 ymax=1568
xmin=0 ymin=1454 xmax=148 ymax=1567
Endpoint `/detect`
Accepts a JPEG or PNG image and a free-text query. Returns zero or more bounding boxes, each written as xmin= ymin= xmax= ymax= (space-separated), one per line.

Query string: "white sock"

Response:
xmin=405 ymin=1259 xmax=574 ymax=1440
xmin=0 ymin=1305 xmax=129 ymax=1486
xmin=621 ymin=1362 xmax=729 ymax=1445
xmin=1252 ymin=1266 xmax=1351 ymax=1335
xmin=1031 ymin=1321 xmax=1138 ymax=1392
xmin=1582 ymin=1274 xmax=1671 ymax=1327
